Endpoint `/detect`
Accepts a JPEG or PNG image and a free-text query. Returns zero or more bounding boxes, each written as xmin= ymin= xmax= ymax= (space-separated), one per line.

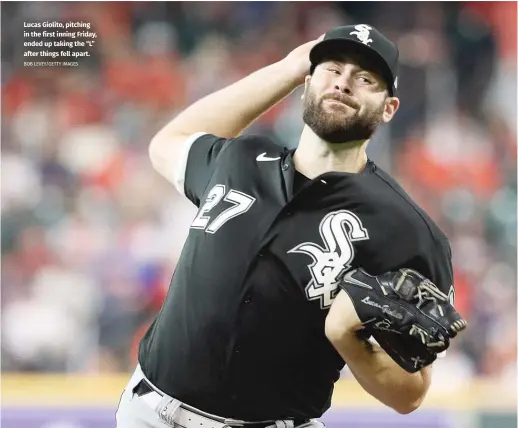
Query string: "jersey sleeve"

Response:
xmin=174 ymin=133 xmax=235 ymax=206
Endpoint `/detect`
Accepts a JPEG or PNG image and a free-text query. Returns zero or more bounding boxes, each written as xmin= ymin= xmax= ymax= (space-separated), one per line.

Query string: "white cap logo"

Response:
xmin=350 ymin=24 xmax=373 ymax=46
xmin=394 ymin=76 xmax=398 ymax=89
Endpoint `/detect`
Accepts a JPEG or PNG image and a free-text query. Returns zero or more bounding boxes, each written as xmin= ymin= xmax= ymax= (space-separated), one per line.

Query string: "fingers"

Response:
xmin=305 ymin=36 xmax=324 ymax=49
xmin=302 ymin=34 xmax=324 ymax=49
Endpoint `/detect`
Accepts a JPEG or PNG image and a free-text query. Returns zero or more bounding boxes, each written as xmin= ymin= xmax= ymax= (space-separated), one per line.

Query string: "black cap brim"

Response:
xmin=309 ymin=38 xmax=395 ymax=95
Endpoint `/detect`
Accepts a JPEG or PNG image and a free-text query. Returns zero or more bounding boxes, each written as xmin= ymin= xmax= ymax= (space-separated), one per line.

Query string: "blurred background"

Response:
xmin=1 ymin=1 xmax=516 ymax=428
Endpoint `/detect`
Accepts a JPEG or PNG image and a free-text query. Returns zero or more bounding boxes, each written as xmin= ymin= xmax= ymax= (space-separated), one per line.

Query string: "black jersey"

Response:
xmin=139 ymin=133 xmax=454 ymax=420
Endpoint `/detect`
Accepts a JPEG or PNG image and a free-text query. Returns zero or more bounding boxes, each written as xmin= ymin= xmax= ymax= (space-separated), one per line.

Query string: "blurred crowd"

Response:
xmin=1 ymin=2 xmax=516 ymax=384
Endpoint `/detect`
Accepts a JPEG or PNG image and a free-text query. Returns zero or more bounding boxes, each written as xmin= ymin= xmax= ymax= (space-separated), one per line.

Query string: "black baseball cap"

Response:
xmin=309 ymin=24 xmax=399 ymax=96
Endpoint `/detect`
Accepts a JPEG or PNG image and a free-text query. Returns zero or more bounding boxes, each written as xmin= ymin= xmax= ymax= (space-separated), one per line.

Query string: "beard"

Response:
xmin=302 ymin=88 xmax=385 ymax=144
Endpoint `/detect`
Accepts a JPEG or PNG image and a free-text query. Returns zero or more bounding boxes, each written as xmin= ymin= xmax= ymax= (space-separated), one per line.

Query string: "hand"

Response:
xmin=281 ymin=35 xmax=325 ymax=87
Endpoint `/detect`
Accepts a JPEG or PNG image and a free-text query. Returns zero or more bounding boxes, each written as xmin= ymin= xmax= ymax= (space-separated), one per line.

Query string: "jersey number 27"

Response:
xmin=191 ymin=184 xmax=256 ymax=233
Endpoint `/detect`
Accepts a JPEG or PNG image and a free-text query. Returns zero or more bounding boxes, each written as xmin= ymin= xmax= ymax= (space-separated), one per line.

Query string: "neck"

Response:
xmin=293 ymin=125 xmax=369 ymax=178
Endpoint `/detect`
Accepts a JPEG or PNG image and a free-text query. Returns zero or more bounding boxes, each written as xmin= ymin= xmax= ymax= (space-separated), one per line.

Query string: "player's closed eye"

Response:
xmin=327 ymin=68 xmax=341 ymax=75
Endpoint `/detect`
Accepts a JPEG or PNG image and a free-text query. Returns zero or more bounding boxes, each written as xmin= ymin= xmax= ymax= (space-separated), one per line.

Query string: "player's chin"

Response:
xmin=321 ymin=110 xmax=355 ymax=126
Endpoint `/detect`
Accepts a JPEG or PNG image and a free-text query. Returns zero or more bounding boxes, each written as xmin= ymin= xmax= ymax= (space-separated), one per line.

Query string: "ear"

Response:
xmin=382 ymin=97 xmax=400 ymax=123
xmin=301 ymin=75 xmax=312 ymax=101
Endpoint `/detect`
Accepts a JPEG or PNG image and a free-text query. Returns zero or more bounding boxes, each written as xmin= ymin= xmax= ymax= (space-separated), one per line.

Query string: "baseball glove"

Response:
xmin=337 ymin=268 xmax=467 ymax=373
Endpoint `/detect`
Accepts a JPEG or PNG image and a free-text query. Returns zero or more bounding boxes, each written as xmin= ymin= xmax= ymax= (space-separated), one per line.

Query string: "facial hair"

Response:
xmin=302 ymin=87 xmax=385 ymax=144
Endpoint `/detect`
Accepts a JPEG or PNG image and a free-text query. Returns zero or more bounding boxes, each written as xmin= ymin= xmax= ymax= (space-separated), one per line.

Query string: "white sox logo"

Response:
xmin=350 ymin=24 xmax=373 ymax=46
xmin=288 ymin=210 xmax=370 ymax=309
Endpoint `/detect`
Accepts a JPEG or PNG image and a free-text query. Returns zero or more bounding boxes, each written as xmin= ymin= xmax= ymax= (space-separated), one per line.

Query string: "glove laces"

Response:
xmin=414 ymin=279 xmax=448 ymax=309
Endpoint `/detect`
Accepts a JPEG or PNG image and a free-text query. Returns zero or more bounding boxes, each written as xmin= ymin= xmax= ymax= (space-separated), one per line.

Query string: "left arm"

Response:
xmin=325 ymin=290 xmax=432 ymax=414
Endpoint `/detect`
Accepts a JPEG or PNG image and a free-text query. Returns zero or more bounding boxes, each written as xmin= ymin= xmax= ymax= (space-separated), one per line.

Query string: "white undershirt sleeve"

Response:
xmin=173 ymin=132 xmax=208 ymax=195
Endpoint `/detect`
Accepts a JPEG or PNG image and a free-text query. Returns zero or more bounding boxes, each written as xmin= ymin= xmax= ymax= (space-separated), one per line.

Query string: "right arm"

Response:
xmin=148 ymin=37 xmax=322 ymax=185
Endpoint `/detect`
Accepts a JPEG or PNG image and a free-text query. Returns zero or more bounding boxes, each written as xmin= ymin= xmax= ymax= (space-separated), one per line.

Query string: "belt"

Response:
xmin=134 ymin=379 xmax=308 ymax=428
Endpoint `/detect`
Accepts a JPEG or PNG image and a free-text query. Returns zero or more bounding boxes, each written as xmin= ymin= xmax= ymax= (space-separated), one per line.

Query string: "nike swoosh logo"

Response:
xmin=342 ymin=269 xmax=373 ymax=290
xmin=256 ymin=152 xmax=281 ymax=162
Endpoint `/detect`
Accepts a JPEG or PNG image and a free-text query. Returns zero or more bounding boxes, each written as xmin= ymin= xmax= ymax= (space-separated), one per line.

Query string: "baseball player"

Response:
xmin=116 ymin=25 xmax=466 ymax=428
